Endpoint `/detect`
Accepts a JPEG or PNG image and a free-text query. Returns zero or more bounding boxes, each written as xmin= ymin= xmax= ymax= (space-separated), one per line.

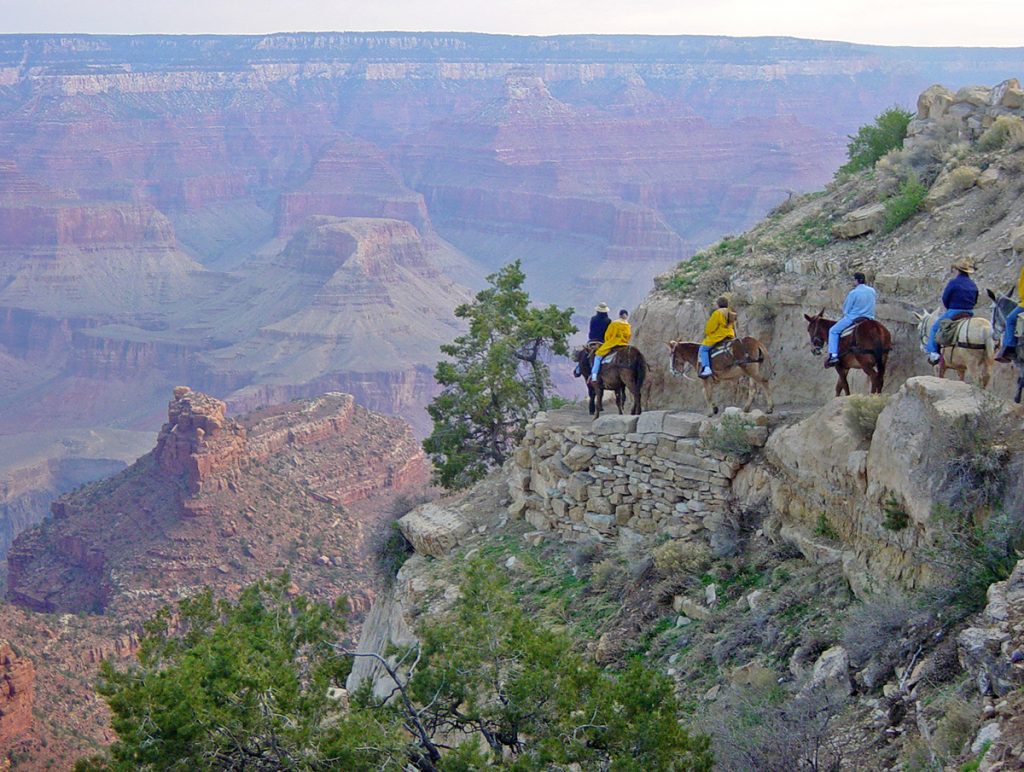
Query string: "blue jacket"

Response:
xmin=588 ymin=312 xmax=611 ymax=342
xmin=842 ymin=284 xmax=876 ymax=320
xmin=941 ymin=273 xmax=978 ymax=311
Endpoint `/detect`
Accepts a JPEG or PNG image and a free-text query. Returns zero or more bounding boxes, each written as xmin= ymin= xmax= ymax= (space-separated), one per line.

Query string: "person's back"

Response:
xmin=591 ymin=309 xmax=631 ymax=380
xmin=843 ymin=282 xmax=877 ymax=320
xmin=927 ymin=259 xmax=978 ymax=363
xmin=588 ymin=303 xmax=612 ymax=342
xmin=698 ymin=297 xmax=735 ymax=378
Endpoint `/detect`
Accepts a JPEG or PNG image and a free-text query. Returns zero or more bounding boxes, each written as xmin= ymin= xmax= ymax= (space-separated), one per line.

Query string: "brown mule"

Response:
xmin=804 ymin=310 xmax=892 ymax=395
xmin=575 ymin=345 xmax=648 ymax=419
xmin=667 ymin=337 xmax=774 ymax=416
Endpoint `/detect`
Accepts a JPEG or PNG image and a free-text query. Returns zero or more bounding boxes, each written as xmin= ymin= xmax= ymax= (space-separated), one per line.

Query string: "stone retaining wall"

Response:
xmin=508 ymin=407 xmax=768 ymax=549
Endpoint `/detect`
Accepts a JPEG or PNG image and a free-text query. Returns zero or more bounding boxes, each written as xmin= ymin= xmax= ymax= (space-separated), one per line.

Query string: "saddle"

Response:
xmin=601 ymin=346 xmax=625 ymax=368
xmin=838 ymin=317 xmax=870 ymax=339
xmin=936 ymin=315 xmax=982 ymax=349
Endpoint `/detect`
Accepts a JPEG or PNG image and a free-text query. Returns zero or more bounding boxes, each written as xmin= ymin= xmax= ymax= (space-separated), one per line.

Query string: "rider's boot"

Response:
xmin=824 ymin=354 xmax=839 ymax=368
xmin=927 ymin=352 xmax=941 ymax=365
xmin=698 ymin=366 xmax=713 ymax=379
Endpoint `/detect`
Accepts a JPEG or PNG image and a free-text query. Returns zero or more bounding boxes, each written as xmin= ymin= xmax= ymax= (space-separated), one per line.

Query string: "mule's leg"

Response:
xmin=836 ymin=367 xmax=851 ymax=397
xmin=979 ymin=360 xmax=991 ymax=390
xmin=594 ymin=383 xmax=603 ymax=419
xmin=616 ymin=385 xmax=625 ymax=415
xmin=588 ymin=384 xmax=596 ymax=415
xmin=703 ymin=379 xmax=717 ymax=415
xmin=632 ymin=378 xmax=642 ymax=415
xmin=743 ymin=375 xmax=756 ymax=412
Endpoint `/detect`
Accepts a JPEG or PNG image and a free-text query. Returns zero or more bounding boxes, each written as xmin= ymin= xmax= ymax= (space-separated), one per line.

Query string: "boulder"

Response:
xmin=976 ymin=166 xmax=1001 ymax=189
xmin=834 ymin=203 xmax=886 ymax=239
xmin=592 ymin=414 xmax=639 ymax=436
xmin=917 ymin=84 xmax=955 ymax=119
xmin=923 ymin=165 xmax=980 ymax=210
xmin=398 ymin=502 xmax=472 ymax=558
xmin=954 ymin=85 xmax=992 ymax=107
xmin=1011 ymin=224 xmax=1024 ymax=255
xmin=867 ymin=377 xmax=1006 ymax=528
xmin=673 ymin=595 xmax=711 ymax=621
xmin=563 ymin=444 xmax=597 ymax=472
xmin=991 ymin=78 xmax=1023 ymax=108
xmin=804 ymin=645 xmax=853 ymax=700
xmin=662 ymin=412 xmax=704 ymax=438
xmin=636 ymin=410 xmax=668 ymax=434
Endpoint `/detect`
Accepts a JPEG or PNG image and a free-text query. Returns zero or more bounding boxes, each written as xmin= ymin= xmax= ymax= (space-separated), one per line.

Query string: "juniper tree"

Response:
xmin=423 ymin=260 xmax=576 ymax=489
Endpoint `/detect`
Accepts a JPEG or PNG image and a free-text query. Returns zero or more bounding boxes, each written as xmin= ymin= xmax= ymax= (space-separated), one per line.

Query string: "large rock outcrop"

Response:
xmin=6 ymin=387 xmax=429 ymax=616
xmin=758 ymin=377 xmax=1023 ymax=595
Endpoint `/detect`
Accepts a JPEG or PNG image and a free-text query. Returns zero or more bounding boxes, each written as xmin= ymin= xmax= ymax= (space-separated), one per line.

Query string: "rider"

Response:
xmin=698 ymin=296 xmax=736 ymax=379
xmin=591 ymin=308 xmax=631 ymax=382
xmin=588 ymin=302 xmax=612 ymax=343
xmin=825 ymin=272 xmax=876 ymax=368
xmin=996 ymin=258 xmax=1024 ymax=362
xmin=925 ymin=258 xmax=978 ymax=365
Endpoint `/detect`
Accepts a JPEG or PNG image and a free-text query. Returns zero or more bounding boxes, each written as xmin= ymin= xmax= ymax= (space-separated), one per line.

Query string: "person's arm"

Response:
xmin=704 ymin=311 xmax=722 ymax=338
xmin=842 ymin=290 xmax=854 ymax=317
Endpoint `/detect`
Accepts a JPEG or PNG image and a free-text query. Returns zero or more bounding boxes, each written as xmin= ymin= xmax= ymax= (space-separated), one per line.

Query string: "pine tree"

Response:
xmin=423 ymin=261 xmax=576 ymax=489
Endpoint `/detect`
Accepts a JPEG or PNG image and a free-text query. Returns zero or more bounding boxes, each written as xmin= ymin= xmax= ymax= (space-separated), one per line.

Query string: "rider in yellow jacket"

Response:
xmin=591 ymin=309 xmax=631 ymax=380
xmin=698 ymin=297 xmax=736 ymax=378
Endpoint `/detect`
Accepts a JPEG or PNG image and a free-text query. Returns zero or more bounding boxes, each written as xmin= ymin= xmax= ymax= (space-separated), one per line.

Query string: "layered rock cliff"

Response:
xmin=6 ymin=387 xmax=429 ymax=617
xmin=0 ymin=640 xmax=34 ymax=749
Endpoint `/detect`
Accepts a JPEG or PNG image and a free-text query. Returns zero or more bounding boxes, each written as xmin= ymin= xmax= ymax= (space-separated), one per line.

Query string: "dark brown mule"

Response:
xmin=574 ymin=345 xmax=647 ymax=419
xmin=667 ymin=338 xmax=774 ymax=415
xmin=804 ymin=311 xmax=892 ymax=395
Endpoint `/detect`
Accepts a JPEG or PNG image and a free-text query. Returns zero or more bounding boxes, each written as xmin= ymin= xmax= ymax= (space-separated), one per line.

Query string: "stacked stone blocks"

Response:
xmin=508 ymin=408 xmax=768 ymax=544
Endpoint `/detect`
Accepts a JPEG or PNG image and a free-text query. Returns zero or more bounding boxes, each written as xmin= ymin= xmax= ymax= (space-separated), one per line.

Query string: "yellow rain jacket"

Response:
xmin=1017 ymin=266 xmax=1024 ymax=308
xmin=596 ymin=319 xmax=631 ymax=356
xmin=701 ymin=308 xmax=736 ymax=347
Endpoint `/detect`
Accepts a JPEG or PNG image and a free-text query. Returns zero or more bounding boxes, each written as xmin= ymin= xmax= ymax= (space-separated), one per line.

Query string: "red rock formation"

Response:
xmin=6 ymin=387 xmax=430 ymax=616
xmin=0 ymin=640 xmax=34 ymax=746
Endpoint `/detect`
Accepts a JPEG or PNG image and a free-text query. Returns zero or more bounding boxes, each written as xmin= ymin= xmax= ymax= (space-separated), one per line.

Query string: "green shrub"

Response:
xmin=978 ymin=115 xmax=1024 ymax=151
xmin=701 ymin=414 xmax=757 ymax=460
xmin=652 ymin=540 xmax=712 ymax=576
xmin=839 ymin=107 xmax=914 ymax=175
xmin=843 ymin=393 xmax=889 ymax=442
xmin=884 ymin=173 xmax=927 ymax=232
xmin=881 ymin=494 xmax=910 ymax=531
xmin=814 ymin=513 xmax=839 ymax=541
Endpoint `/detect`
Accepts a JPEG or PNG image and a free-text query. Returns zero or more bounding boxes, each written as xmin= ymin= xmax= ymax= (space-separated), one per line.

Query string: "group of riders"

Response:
xmin=584 ymin=255 xmax=1024 ymax=386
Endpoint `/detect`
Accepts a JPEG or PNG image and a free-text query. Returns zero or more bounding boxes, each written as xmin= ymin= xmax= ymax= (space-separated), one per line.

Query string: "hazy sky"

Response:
xmin=1 ymin=0 xmax=1023 ymax=47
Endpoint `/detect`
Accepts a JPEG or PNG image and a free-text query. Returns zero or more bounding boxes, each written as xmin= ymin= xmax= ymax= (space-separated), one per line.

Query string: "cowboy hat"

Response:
xmin=595 ymin=302 xmax=610 ymax=313
xmin=951 ymin=258 xmax=976 ymax=273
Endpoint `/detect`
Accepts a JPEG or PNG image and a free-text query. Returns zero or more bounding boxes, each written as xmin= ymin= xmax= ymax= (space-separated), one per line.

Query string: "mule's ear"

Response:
xmin=818 ymin=308 xmax=825 ymax=318
xmin=803 ymin=313 xmax=813 ymax=322
xmin=987 ymin=288 xmax=997 ymax=301
xmin=667 ymin=340 xmax=677 ymax=351
xmin=913 ymin=310 xmax=925 ymax=321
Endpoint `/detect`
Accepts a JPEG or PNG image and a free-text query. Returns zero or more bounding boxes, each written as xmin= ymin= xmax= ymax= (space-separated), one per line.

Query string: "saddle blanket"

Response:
xmin=839 ymin=317 xmax=871 ymax=339
xmin=709 ymin=339 xmax=735 ymax=358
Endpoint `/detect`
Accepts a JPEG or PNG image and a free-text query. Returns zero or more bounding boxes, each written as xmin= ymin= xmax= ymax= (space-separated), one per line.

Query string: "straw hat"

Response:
xmin=595 ymin=302 xmax=610 ymax=313
xmin=951 ymin=258 xmax=976 ymax=274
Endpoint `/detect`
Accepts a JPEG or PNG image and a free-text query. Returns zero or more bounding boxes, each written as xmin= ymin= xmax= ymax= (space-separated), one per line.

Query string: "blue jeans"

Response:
xmin=1003 ymin=306 xmax=1023 ymax=347
xmin=827 ymin=315 xmax=858 ymax=356
xmin=591 ymin=354 xmax=604 ymax=379
xmin=698 ymin=345 xmax=712 ymax=370
xmin=927 ymin=308 xmax=972 ymax=353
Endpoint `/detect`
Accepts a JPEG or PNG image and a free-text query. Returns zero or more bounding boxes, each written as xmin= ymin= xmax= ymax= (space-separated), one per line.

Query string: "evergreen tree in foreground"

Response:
xmin=79 ymin=562 xmax=713 ymax=770
xmin=423 ymin=260 xmax=576 ymax=489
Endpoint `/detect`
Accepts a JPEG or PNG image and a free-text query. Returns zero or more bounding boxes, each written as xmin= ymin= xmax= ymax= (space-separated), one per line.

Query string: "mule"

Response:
xmin=667 ymin=337 xmax=774 ymax=416
xmin=574 ymin=345 xmax=647 ymax=419
xmin=804 ymin=311 xmax=892 ymax=396
xmin=987 ymin=288 xmax=1024 ymax=403
xmin=915 ymin=308 xmax=994 ymax=388
xmin=573 ymin=343 xmax=618 ymax=416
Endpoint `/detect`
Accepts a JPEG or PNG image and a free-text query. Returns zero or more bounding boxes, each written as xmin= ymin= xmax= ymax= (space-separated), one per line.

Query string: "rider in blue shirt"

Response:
xmin=925 ymin=259 xmax=978 ymax=364
xmin=826 ymin=272 xmax=876 ymax=368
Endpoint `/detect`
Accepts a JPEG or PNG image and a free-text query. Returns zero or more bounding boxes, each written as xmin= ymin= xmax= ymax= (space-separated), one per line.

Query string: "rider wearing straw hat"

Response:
xmin=588 ymin=302 xmax=612 ymax=343
xmin=925 ymin=258 xmax=978 ymax=365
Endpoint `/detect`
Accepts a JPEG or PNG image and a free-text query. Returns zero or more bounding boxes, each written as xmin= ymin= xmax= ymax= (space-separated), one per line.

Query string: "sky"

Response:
xmin=1 ymin=0 xmax=1023 ymax=47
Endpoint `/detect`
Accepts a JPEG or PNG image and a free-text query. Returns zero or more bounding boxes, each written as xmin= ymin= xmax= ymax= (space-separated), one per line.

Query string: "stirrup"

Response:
xmin=926 ymin=352 xmax=941 ymax=365
xmin=824 ymin=355 xmax=839 ymax=369
xmin=698 ymin=367 xmax=713 ymax=379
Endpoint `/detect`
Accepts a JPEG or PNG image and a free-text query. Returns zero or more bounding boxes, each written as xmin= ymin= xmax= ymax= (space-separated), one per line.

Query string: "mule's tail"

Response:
xmin=634 ymin=353 xmax=648 ymax=389
xmin=874 ymin=343 xmax=887 ymax=385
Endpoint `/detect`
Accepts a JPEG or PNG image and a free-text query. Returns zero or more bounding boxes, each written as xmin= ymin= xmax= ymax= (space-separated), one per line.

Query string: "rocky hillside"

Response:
xmin=346 ymin=80 xmax=1024 ymax=771
xmin=632 ymin=79 xmax=1024 ymax=412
